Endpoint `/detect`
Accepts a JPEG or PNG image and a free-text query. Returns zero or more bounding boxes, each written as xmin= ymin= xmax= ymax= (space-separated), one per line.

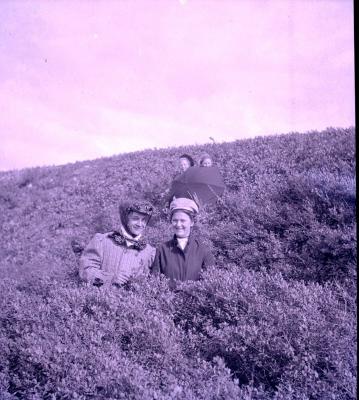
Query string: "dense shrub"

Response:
xmin=173 ymin=265 xmax=356 ymax=399
xmin=0 ymin=270 xmax=355 ymax=399
xmin=0 ymin=276 xmax=245 ymax=399
xmin=207 ymin=169 xmax=356 ymax=288
xmin=0 ymin=127 xmax=356 ymax=398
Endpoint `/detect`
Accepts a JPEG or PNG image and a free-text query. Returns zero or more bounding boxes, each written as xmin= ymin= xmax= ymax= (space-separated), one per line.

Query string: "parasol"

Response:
xmin=168 ymin=166 xmax=225 ymax=205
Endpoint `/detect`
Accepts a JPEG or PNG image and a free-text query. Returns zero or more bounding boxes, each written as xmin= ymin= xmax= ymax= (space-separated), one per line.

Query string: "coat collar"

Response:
xmin=171 ymin=234 xmax=194 ymax=250
xmin=108 ymin=229 xmax=147 ymax=251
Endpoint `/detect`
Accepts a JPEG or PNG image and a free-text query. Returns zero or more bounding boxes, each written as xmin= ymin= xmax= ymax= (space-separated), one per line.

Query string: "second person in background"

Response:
xmin=199 ymin=153 xmax=213 ymax=167
xmin=179 ymin=154 xmax=195 ymax=172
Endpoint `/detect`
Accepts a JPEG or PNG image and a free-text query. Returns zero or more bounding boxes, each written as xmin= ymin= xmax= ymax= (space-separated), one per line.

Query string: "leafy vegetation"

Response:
xmin=0 ymin=127 xmax=356 ymax=399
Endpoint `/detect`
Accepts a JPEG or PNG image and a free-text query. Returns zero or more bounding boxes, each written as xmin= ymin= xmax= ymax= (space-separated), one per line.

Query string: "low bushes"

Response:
xmin=173 ymin=266 xmax=357 ymax=399
xmin=207 ymin=169 xmax=356 ymax=288
xmin=0 ymin=276 xmax=242 ymax=399
xmin=0 ymin=270 xmax=356 ymax=399
xmin=0 ymin=127 xmax=356 ymax=398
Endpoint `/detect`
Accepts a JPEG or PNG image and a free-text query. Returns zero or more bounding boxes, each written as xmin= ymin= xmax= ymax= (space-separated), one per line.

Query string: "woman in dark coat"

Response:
xmin=152 ymin=198 xmax=214 ymax=282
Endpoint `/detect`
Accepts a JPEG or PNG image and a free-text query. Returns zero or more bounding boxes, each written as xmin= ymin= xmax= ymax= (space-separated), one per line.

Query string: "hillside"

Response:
xmin=0 ymin=127 xmax=356 ymax=399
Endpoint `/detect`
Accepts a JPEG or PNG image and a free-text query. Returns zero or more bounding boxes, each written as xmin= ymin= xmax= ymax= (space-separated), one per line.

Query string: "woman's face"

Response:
xmin=201 ymin=158 xmax=212 ymax=167
xmin=171 ymin=211 xmax=194 ymax=238
xmin=126 ymin=212 xmax=149 ymax=236
xmin=179 ymin=157 xmax=191 ymax=172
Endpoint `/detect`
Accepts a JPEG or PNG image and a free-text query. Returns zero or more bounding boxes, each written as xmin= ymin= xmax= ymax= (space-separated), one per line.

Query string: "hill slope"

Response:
xmin=0 ymin=127 xmax=356 ymax=285
xmin=0 ymin=127 xmax=356 ymax=399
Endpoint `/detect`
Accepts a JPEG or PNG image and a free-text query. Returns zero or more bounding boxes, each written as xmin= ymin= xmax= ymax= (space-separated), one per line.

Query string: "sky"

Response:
xmin=0 ymin=0 xmax=355 ymax=171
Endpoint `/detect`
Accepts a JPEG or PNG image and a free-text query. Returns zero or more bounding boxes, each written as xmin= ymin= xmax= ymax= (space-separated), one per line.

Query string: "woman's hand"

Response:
xmin=112 ymin=271 xmax=132 ymax=286
xmin=87 ymin=269 xmax=113 ymax=286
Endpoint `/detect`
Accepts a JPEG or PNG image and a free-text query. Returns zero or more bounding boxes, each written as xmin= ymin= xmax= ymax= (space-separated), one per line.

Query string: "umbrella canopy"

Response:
xmin=169 ymin=166 xmax=225 ymax=205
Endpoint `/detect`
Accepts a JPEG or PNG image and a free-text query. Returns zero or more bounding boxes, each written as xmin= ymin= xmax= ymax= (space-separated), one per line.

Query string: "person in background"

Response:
xmin=179 ymin=154 xmax=195 ymax=172
xmin=199 ymin=153 xmax=213 ymax=167
xmin=163 ymin=154 xmax=196 ymax=205
xmin=152 ymin=197 xmax=214 ymax=283
xmin=79 ymin=201 xmax=156 ymax=287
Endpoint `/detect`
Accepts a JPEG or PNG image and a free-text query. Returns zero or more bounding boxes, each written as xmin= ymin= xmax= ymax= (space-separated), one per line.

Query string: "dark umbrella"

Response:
xmin=169 ymin=166 xmax=225 ymax=205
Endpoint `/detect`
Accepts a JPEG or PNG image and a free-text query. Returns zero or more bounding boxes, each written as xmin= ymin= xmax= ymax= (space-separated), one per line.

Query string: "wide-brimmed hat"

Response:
xmin=169 ymin=197 xmax=199 ymax=215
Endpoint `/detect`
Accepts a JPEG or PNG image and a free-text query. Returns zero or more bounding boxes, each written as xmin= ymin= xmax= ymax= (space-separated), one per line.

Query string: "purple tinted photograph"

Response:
xmin=0 ymin=1 xmax=355 ymax=399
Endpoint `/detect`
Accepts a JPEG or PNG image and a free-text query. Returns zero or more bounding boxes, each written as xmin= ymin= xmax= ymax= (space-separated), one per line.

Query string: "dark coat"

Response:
xmin=151 ymin=235 xmax=215 ymax=281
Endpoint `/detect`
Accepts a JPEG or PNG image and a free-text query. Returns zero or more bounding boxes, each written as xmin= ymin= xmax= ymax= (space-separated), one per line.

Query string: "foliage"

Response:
xmin=174 ymin=266 xmax=356 ymax=399
xmin=0 ymin=127 xmax=356 ymax=398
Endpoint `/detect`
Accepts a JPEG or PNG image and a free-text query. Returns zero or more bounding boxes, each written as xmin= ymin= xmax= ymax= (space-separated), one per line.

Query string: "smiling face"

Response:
xmin=126 ymin=211 xmax=150 ymax=236
xmin=201 ymin=157 xmax=213 ymax=167
xmin=179 ymin=157 xmax=191 ymax=172
xmin=171 ymin=210 xmax=194 ymax=238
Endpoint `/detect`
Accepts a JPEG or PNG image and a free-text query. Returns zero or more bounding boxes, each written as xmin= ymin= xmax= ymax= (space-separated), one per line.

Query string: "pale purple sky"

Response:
xmin=0 ymin=0 xmax=354 ymax=171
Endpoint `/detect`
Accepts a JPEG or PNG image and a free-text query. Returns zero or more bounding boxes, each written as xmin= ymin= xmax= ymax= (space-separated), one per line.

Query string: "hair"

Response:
xmin=179 ymin=154 xmax=195 ymax=167
xmin=199 ymin=153 xmax=212 ymax=166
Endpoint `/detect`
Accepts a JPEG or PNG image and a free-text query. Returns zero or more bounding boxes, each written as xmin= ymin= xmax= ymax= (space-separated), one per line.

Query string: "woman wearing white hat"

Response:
xmin=152 ymin=198 xmax=214 ymax=282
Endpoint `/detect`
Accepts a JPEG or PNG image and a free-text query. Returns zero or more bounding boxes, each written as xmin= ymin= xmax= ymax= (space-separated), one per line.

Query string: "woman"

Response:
xmin=152 ymin=198 xmax=214 ymax=282
xmin=199 ymin=153 xmax=213 ymax=167
xmin=179 ymin=154 xmax=195 ymax=172
xmin=164 ymin=154 xmax=196 ymax=206
xmin=79 ymin=201 xmax=156 ymax=287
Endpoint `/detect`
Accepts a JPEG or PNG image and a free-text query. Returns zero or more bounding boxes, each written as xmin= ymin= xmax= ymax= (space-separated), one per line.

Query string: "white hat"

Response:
xmin=169 ymin=197 xmax=199 ymax=215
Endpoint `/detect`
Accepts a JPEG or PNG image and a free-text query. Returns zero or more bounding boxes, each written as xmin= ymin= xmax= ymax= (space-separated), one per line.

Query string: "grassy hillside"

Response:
xmin=0 ymin=127 xmax=356 ymax=399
